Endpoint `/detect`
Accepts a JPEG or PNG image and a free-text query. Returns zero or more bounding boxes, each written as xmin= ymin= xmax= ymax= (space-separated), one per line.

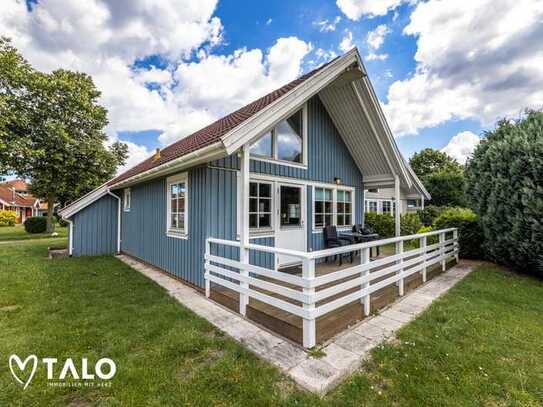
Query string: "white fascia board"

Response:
xmin=59 ymin=186 xmax=110 ymax=219
xmin=220 ymin=49 xmax=363 ymax=155
xmin=109 ymin=142 xmax=225 ymax=190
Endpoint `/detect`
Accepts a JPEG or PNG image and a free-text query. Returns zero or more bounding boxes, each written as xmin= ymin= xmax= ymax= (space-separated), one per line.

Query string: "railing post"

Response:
xmin=205 ymin=239 xmax=211 ymax=298
xmin=421 ymin=235 xmax=427 ymax=283
xmin=397 ymin=240 xmax=404 ymax=296
xmin=361 ymin=247 xmax=371 ymax=316
xmin=453 ymin=229 xmax=459 ymax=263
xmin=302 ymin=258 xmax=316 ymax=349
xmin=239 ymin=247 xmax=249 ymax=316
xmin=439 ymin=232 xmax=446 ymax=271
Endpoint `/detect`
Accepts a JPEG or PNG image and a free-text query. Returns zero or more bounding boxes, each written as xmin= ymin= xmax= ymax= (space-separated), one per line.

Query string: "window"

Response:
xmin=314 ymin=187 xmax=333 ymax=228
xmin=365 ymin=200 xmax=378 ymax=213
xmin=336 ymin=190 xmax=352 ymax=226
xmin=382 ymin=200 xmax=392 ymax=215
xmin=280 ymin=185 xmax=302 ymax=227
xmin=367 ymin=188 xmax=378 ymax=193
xmin=249 ymin=181 xmax=272 ymax=230
xmin=407 ymin=199 xmax=419 ymax=209
xmin=250 ymin=131 xmax=273 ymax=158
xmin=123 ymin=188 xmax=131 ymax=212
xmin=250 ymin=107 xmax=306 ymax=165
xmin=167 ymin=173 xmax=188 ymax=237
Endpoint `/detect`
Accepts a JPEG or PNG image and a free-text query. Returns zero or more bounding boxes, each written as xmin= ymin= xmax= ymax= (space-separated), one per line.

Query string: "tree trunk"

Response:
xmin=46 ymin=194 xmax=55 ymax=234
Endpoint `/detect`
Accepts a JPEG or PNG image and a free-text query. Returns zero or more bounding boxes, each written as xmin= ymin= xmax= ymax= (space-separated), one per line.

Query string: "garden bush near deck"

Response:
xmin=1 ymin=241 xmax=542 ymax=405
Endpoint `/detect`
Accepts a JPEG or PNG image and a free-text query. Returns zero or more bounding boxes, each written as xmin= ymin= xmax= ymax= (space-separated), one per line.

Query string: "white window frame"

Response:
xmin=123 ymin=188 xmax=131 ymax=212
xmin=249 ymin=180 xmax=274 ymax=233
xmin=312 ymin=185 xmax=356 ymax=232
xmin=237 ymin=175 xmax=276 ymax=239
xmin=166 ymin=172 xmax=189 ymax=239
xmin=249 ymin=103 xmax=308 ymax=169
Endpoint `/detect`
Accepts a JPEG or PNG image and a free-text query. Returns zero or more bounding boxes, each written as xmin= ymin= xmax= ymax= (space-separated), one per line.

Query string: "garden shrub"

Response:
xmin=418 ymin=205 xmax=448 ymax=226
xmin=24 ymin=216 xmax=47 ymax=233
xmin=364 ymin=212 xmax=395 ymax=238
xmin=466 ymin=111 xmax=543 ymax=275
xmin=400 ymin=212 xmax=422 ymax=236
xmin=0 ymin=210 xmax=17 ymax=226
xmin=434 ymin=207 xmax=484 ymax=259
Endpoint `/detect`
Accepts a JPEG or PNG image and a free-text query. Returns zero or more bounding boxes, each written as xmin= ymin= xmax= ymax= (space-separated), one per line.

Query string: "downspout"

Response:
xmin=65 ymin=218 xmax=74 ymax=256
xmin=107 ymin=191 xmax=121 ymax=254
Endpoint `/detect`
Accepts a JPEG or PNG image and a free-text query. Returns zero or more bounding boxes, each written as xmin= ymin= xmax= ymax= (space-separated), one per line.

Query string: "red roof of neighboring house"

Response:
xmin=1 ymin=179 xmax=28 ymax=192
xmin=109 ymin=59 xmax=336 ymax=186
xmin=0 ymin=184 xmax=38 ymax=208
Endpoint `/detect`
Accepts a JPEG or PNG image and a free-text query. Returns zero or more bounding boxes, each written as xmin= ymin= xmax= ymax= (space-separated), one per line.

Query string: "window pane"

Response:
xmin=315 ymin=201 xmax=323 ymax=214
xmin=259 ymin=183 xmax=271 ymax=198
xmin=345 ymin=202 xmax=351 ymax=214
xmin=171 ymin=198 xmax=177 ymax=213
xmin=315 ymin=188 xmax=324 ymax=201
xmin=324 ymin=189 xmax=332 ymax=201
xmin=337 ymin=214 xmax=344 ymax=226
xmin=324 ymin=201 xmax=332 ymax=213
xmin=324 ymin=214 xmax=333 ymax=226
xmin=276 ymin=110 xmax=303 ymax=163
xmin=179 ymin=216 xmax=185 ymax=231
xmin=250 ymin=132 xmax=273 ymax=157
xmin=315 ymin=214 xmax=323 ymax=227
xmin=249 ymin=182 xmax=258 ymax=197
xmin=171 ymin=183 xmax=178 ymax=198
xmin=280 ymin=186 xmax=301 ymax=226
xmin=337 ymin=190 xmax=344 ymax=202
xmin=170 ymin=213 xmax=177 ymax=229
xmin=259 ymin=214 xmax=271 ymax=228
xmin=345 ymin=214 xmax=351 ymax=225
xmin=179 ymin=183 xmax=186 ymax=195
xmin=179 ymin=197 xmax=185 ymax=213
xmin=249 ymin=214 xmax=258 ymax=228
xmin=260 ymin=198 xmax=271 ymax=213
xmin=249 ymin=198 xmax=258 ymax=213
xmin=337 ymin=202 xmax=345 ymax=213
xmin=345 ymin=191 xmax=351 ymax=202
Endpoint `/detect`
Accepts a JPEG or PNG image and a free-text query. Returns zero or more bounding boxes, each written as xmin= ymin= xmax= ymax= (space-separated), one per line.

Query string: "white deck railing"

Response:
xmin=204 ymin=228 xmax=459 ymax=348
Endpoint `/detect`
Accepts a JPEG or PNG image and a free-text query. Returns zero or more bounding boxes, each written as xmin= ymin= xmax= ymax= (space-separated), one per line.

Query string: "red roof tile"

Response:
xmin=0 ymin=185 xmax=37 ymax=207
xmin=1 ymin=179 xmax=28 ymax=192
xmin=109 ymin=59 xmax=336 ymax=186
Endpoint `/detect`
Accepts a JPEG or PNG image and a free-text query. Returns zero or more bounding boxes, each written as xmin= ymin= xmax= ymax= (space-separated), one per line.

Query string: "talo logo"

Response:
xmin=9 ymin=355 xmax=38 ymax=390
xmin=8 ymin=354 xmax=116 ymax=390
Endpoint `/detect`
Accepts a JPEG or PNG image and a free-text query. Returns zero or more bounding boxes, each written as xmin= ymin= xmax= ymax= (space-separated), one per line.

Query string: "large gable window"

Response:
xmin=166 ymin=173 xmax=188 ymax=238
xmin=250 ymin=105 xmax=307 ymax=166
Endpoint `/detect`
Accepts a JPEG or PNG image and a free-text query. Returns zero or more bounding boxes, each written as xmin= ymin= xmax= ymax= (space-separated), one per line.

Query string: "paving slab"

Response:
xmin=116 ymin=255 xmax=478 ymax=396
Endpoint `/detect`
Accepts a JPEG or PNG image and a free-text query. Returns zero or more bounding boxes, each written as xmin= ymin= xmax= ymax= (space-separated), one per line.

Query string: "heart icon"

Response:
xmin=9 ymin=354 xmax=38 ymax=390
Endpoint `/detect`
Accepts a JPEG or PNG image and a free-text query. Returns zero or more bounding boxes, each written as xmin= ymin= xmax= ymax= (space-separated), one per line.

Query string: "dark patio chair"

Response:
xmin=323 ymin=225 xmax=353 ymax=265
xmin=352 ymin=224 xmax=380 ymax=257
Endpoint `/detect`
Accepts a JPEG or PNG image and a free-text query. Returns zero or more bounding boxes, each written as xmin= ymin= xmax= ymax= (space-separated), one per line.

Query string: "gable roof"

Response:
xmin=61 ymin=48 xmax=429 ymax=218
xmin=108 ymin=59 xmax=336 ymax=187
xmin=1 ymin=179 xmax=28 ymax=192
xmin=0 ymin=184 xmax=39 ymax=208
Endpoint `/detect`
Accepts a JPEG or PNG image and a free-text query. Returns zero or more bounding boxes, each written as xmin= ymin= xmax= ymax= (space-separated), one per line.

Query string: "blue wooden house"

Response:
xmin=60 ymin=49 xmax=429 ymax=293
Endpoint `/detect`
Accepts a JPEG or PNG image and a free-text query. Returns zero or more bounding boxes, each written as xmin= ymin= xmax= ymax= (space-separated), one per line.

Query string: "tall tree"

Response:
xmin=410 ymin=148 xmax=463 ymax=179
xmin=0 ymin=38 xmax=127 ymax=232
xmin=409 ymin=148 xmax=466 ymax=207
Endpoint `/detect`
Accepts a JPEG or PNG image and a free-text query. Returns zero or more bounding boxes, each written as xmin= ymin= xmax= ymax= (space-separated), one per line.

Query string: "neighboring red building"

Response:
xmin=0 ymin=180 xmax=40 ymax=223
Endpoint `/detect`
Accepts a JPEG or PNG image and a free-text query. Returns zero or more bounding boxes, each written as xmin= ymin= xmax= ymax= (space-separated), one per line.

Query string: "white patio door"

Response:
xmin=275 ymin=182 xmax=306 ymax=268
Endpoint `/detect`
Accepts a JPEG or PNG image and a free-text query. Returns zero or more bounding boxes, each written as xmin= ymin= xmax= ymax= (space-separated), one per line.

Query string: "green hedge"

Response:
xmin=434 ymin=207 xmax=484 ymax=259
xmin=466 ymin=111 xmax=543 ymax=274
xmin=24 ymin=216 xmax=47 ymax=233
xmin=0 ymin=210 xmax=17 ymax=226
xmin=417 ymin=205 xmax=449 ymax=226
xmin=364 ymin=212 xmax=395 ymax=238
xmin=400 ymin=213 xmax=422 ymax=236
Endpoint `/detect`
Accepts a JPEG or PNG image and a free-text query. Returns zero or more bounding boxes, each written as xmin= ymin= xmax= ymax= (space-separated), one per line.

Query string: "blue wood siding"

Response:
xmin=120 ymin=166 xmax=208 ymax=288
xmin=71 ymin=92 xmax=364 ymax=287
xmin=72 ymin=194 xmax=118 ymax=256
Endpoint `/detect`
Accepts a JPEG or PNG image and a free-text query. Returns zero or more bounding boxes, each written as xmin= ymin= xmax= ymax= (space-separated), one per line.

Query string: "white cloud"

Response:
xmin=367 ymin=24 xmax=390 ymax=50
xmin=441 ymin=131 xmax=480 ymax=164
xmin=266 ymin=18 xmax=273 ymax=25
xmin=383 ymin=0 xmax=543 ymax=136
xmin=339 ymin=31 xmax=355 ymax=53
xmin=366 ymin=52 xmax=388 ymax=61
xmin=336 ymin=0 xmax=410 ymax=20
xmin=160 ymin=37 xmax=312 ymax=145
xmin=314 ymin=16 xmax=341 ymax=32
xmin=0 ymin=0 xmax=312 ymax=173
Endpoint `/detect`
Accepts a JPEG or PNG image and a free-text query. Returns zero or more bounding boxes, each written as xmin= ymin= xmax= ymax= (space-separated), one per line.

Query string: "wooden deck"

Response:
xmin=210 ymin=253 xmax=456 ymax=346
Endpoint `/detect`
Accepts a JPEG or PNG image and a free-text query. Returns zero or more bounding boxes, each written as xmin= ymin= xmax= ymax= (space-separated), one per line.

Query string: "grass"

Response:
xmin=1 ymin=241 xmax=542 ymax=406
xmin=0 ymin=224 xmax=68 ymax=242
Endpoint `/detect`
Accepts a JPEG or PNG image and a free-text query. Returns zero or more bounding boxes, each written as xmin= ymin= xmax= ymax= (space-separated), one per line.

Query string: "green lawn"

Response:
xmin=1 ymin=241 xmax=542 ymax=406
xmin=0 ymin=224 xmax=68 ymax=242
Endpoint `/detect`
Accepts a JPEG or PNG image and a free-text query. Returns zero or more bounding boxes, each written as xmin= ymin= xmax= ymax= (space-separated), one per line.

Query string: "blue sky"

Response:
xmin=4 ymin=0 xmax=542 ymax=172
